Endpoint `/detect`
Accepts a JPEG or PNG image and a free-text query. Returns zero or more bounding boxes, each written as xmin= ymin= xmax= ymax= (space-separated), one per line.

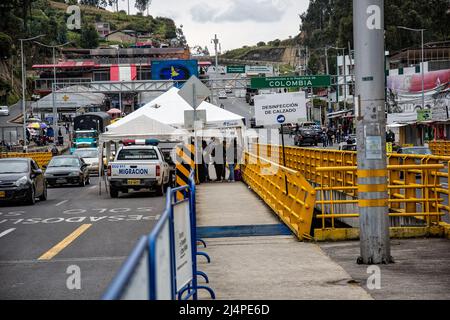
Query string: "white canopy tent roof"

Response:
xmin=108 ymin=87 xmax=245 ymax=130
xmin=32 ymin=85 xmax=105 ymax=110
xmin=100 ymin=114 xmax=187 ymax=142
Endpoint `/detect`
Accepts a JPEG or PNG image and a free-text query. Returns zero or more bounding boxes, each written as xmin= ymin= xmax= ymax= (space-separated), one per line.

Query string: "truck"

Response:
xmin=107 ymin=140 xmax=171 ymax=198
xmin=71 ymin=112 xmax=111 ymax=154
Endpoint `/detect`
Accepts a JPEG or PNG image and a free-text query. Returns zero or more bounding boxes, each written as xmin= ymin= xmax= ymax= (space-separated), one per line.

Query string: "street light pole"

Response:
xmin=117 ymin=48 xmax=123 ymax=113
xmin=421 ymin=29 xmax=425 ymax=109
xmin=19 ymin=34 xmax=45 ymax=152
xmin=34 ymin=41 xmax=71 ymax=146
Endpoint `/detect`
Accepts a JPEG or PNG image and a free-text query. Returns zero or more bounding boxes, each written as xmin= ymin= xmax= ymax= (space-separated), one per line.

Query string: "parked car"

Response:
xmin=397 ymin=146 xmax=432 ymax=155
xmin=279 ymin=123 xmax=296 ymax=134
xmin=0 ymin=106 xmax=9 ymax=116
xmin=72 ymin=148 xmax=100 ymax=175
xmin=245 ymin=88 xmax=258 ymax=104
xmin=44 ymin=155 xmax=90 ymax=187
xmin=218 ymin=90 xmax=227 ymax=99
xmin=0 ymin=158 xmax=47 ymax=205
xmin=339 ymin=135 xmax=357 ymax=150
xmin=294 ymin=128 xmax=320 ymax=146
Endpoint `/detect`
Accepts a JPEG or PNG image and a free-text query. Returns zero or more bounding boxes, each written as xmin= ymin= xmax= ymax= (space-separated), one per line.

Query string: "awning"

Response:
xmin=327 ymin=109 xmax=354 ymax=118
xmin=32 ymin=61 xmax=98 ymax=69
xmin=387 ymin=123 xmax=408 ymax=128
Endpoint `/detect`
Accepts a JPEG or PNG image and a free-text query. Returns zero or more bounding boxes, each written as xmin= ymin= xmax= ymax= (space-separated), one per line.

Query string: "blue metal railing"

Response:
xmin=102 ymin=171 xmax=215 ymax=300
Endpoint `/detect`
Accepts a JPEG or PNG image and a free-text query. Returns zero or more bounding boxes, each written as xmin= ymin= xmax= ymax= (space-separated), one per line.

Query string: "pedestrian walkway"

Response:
xmin=196 ymin=182 xmax=372 ymax=300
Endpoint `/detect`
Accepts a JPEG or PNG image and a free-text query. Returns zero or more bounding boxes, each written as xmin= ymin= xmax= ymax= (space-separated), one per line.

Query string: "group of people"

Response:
xmin=199 ymin=138 xmax=242 ymax=183
xmin=322 ymin=124 xmax=353 ymax=147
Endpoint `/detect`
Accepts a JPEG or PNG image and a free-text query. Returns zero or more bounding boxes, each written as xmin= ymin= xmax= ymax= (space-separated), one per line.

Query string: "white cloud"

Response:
xmin=191 ymin=0 xmax=291 ymax=23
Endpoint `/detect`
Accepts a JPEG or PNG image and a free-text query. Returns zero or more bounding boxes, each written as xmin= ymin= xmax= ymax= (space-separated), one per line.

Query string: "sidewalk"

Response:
xmin=196 ymin=182 xmax=372 ymax=300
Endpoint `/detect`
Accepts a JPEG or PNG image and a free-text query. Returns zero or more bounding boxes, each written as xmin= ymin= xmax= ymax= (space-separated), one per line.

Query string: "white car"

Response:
xmin=72 ymin=148 xmax=100 ymax=175
xmin=0 ymin=106 xmax=9 ymax=116
xmin=218 ymin=90 xmax=227 ymax=99
xmin=225 ymin=86 xmax=233 ymax=94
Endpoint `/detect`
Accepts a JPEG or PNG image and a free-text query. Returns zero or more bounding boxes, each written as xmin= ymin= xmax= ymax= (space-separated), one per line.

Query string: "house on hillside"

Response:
xmin=105 ymin=30 xmax=138 ymax=44
xmin=95 ymin=22 xmax=111 ymax=39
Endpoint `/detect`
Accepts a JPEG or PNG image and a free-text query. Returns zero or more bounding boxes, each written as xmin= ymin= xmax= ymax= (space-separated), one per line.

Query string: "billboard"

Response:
xmin=151 ymin=60 xmax=198 ymax=83
xmin=254 ymin=92 xmax=307 ymax=126
xmin=387 ymin=69 xmax=450 ymax=122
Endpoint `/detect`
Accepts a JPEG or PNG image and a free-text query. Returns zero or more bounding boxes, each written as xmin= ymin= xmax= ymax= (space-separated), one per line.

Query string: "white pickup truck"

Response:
xmin=107 ymin=145 xmax=170 ymax=198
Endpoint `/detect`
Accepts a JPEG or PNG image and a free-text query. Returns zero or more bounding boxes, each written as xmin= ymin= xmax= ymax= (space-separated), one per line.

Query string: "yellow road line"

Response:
xmin=38 ymin=224 xmax=92 ymax=261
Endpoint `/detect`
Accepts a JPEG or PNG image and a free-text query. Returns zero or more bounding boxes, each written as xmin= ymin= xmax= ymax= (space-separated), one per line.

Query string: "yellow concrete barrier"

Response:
xmin=429 ymin=141 xmax=450 ymax=156
xmin=0 ymin=152 xmax=53 ymax=168
xmin=242 ymin=152 xmax=316 ymax=241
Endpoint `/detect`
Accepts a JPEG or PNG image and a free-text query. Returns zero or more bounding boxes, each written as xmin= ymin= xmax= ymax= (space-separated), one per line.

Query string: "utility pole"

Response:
xmin=325 ymin=47 xmax=331 ymax=122
xmin=34 ymin=41 xmax=71 ymax=146
xmin=19 ymin=34 xmax=45 ymax=152
xmin=211 ymin=34 xmax=220 ymax=104
xmin=342 ymin=48 xmax=347 ymax=110
xmin=353 ymin=0 xmax=392 ymax=264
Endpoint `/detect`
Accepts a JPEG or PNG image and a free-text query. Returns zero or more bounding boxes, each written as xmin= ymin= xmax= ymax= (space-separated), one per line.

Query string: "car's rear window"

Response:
xmin=117 ymin=149 xmax=159 ymax=160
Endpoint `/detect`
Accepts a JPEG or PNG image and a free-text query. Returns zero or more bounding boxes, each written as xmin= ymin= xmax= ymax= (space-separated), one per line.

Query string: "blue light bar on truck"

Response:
xmin=122 ymin=139 xmax=160 ymax=146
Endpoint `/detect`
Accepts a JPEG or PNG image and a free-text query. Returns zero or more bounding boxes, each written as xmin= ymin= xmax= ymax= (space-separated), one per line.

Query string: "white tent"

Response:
xmin=107 ymin=87 xmax=245 ymax=130
xmin=100 ymin=114 xmax=185 ymax=142
xmin=108 ymin=87 xmax=191 ymax=129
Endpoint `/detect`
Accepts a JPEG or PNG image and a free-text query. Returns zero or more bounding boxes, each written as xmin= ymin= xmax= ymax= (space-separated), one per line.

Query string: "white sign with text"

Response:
xmin=254 ymin=92 xmax=307 ymax=126
xmin=173 ymin=201 xmax=193 ymax=291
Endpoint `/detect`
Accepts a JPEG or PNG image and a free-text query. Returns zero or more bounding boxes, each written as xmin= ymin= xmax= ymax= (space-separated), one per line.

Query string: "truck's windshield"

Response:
xmin=117 ymin=149 xmax=159 ymax=160
xmin=75 ymin=131 xmax=97 ymax=139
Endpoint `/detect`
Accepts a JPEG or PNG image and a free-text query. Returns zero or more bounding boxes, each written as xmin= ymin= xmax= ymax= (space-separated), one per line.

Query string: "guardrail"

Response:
xmin=249 ymin=144 xmax=450 ymax=239
xmin=315 ymin=164 xmax=445 ymax=228
xmin=253 ymin=144 xmax=450 ymax=216
xmin=242 ymin=151 xmax=316 ymax=240
xmin=0 ymin=151 xmax=53 ymax=168
xmin=103 ymin=172 xmax=215 ymax=300
xmin=429 ymin=141 xmax=450 ymax=156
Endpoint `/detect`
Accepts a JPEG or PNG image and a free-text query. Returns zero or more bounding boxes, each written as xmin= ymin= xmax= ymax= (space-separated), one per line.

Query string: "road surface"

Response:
xmin=0 ymin=177 xmax=164 ymax=299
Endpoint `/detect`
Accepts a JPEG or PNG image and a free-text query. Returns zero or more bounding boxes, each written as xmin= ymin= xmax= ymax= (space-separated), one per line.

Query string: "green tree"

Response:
xmin=80 ymin=24 xmax=99 ymax=49
xmin=257 ymin=41 xmax=266 ymax=47
xmin=0 ymin=32 xmax=13 ymax=59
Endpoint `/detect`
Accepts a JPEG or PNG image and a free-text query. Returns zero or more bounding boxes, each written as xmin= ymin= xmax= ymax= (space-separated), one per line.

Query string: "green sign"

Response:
xmin=251 ymin=76 xmax=331 ymax=89
xmin=227 ymin=66 xmax=246 ymax=73
xmin=417 ymin=109 xmax=432 ymax=121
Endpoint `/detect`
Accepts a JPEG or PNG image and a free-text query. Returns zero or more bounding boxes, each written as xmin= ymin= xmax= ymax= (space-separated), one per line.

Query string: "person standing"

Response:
xmin=226 ymin=139 xmax=238 ymax=182
xmin=202 ymin=140 xmax=210 ymax=182
xmin=211 ymin=138 xmax=223 ymax=182
xmin=322 ymin=127 xmax=328 ymax=147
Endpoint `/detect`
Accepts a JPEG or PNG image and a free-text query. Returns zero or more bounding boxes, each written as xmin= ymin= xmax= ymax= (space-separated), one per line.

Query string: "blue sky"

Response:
xmin=107 ymin=0 xmax=310 ymax=51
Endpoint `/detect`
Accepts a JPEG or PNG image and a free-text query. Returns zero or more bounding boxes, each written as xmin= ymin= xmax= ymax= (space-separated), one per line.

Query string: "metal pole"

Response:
xmin=20 ymin=39 xmax=27 ymax=152
xmin=421 ymin=29 xmax=425 ymax=108
xmin=117 ymin=48 xmax=123 ymax=113
xmin=325 ymin=47 xmax=331 ymax=123
xmin=353 ymin=0 xmax=391 ymax=264
xmin=280 ymin=124 xmax=288 ymax=195
xmin=343 ymin=48 xmax=347 ymax=110
xmin=52 ymin=47 xmax=58 ymax=146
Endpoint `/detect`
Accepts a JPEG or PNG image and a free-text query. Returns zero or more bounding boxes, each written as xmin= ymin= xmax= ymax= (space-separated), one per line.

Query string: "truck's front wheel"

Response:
xmin=110 ymin=186 xmax=119 ymax=198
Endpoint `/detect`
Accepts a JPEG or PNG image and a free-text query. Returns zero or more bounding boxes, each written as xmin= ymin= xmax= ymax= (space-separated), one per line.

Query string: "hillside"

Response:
xmin=0 ymin=0 xmax=184 ymax=105
xmin=223 ymin=0 xmax=449 ymax=75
